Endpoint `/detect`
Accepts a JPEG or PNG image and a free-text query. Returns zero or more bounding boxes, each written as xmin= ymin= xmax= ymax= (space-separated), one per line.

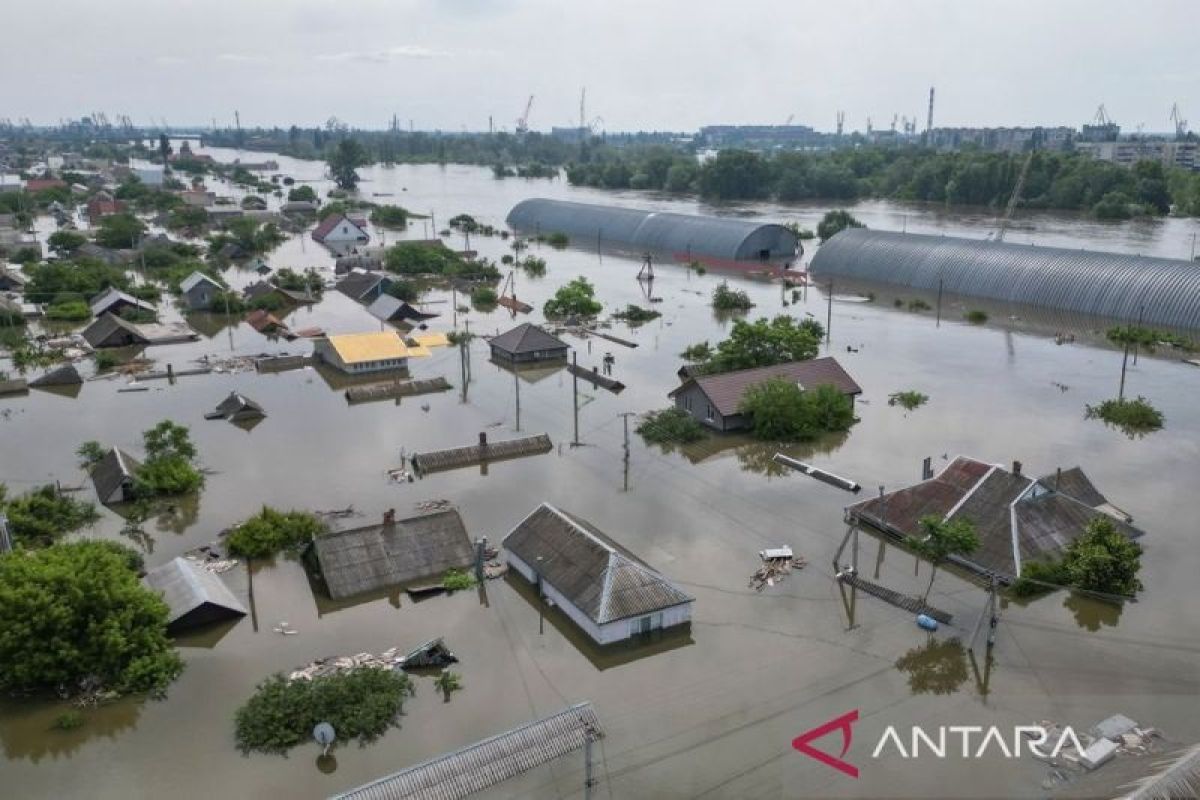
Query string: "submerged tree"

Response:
xmin=910 ymin=515 xmax=979 ymax=602
xmin=817 ymin=209 xmax=865 ymax=242
xmin=327 ymin=138 xmax=369 ymax=190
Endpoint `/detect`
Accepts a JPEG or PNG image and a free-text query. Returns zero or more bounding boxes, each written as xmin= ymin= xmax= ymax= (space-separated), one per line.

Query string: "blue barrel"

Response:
xmin=916 ymin=614 xmax=938 ymax=631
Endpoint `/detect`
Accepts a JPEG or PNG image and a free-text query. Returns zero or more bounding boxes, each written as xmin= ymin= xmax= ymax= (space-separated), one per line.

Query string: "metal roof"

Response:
xmin=810 ymin=228 xmax=1200 ymax=330
xmin=668 ymin=357 xmax=862 ymax=417
xmin=330 ymin=702 xmax=602 ymax=800
xmin=143 ymin=557 xmax=247 ymax=631
xmin=502 ymin=504 xmax=693 ymax=624
xmin=89 ymin=287 xmax=156 ymax=318
xmin=90 ymin=447 xmax=142 ymax=504
xmin=488 ymin=323 xmax=568 ymax=356
xmin=179 ymin=271 xmax=221 ymax=294
xmin=324 ymin=331 xmax=410 ymax=364
xmin=506 ymin=198 xmax=799 ymax=261
xmin=312 ymin=509 xmax=473 ymax=600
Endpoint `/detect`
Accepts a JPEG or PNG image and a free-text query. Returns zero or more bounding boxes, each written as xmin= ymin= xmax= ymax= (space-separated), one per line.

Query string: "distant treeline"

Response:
xmin=565 ymin=146 xmax=1200 ymax=219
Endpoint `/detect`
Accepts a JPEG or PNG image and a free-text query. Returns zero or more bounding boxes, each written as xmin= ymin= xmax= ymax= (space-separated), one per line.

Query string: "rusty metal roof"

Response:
xmin=669 ymin=357 xmax=862 ymax=417
xmin=502 ymin=503 xmax=692 ymax=624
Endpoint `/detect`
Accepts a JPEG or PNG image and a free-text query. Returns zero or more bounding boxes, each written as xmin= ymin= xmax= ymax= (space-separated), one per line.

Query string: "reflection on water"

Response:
xmin=674 ymin=428 xmax=852 ymax=477
xmin=503 ymin=572 xmax=694 ymax=671
xmin=0 ymin=698 xmax=142 ymax=763
xmin=894 ymin=637 xmax=970 ymax=696
xmin=1063 ymin=593 xmax=1124 ymax=632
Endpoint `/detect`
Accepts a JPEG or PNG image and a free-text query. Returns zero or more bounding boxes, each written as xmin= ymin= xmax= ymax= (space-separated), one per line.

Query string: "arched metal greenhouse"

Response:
xmin=810 ymin=228 xmax=1200 ymax=330
xmin=506 ymin=198 xmax=799 ymax=262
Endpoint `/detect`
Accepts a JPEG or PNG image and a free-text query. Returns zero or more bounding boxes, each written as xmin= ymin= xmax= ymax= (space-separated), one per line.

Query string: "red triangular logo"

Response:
xmin=792 ymin=709 xmax=859 ymax=778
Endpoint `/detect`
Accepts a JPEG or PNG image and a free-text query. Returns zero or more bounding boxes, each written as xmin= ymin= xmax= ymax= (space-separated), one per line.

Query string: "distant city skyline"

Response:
xmin=3 ymin=0 xmax=1195 ymax=135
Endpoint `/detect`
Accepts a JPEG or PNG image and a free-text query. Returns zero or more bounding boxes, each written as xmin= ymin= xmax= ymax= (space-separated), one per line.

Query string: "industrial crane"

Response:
xmin=1094 ymin=104 xmax=1111 ymax=125
xmin=516 ymin=95 xmax=534 ymax=134
xmin=994 ymin=150 xmax=1034 ymax=243
xmin=1171 ymin=103 xmax=1188 ymax=139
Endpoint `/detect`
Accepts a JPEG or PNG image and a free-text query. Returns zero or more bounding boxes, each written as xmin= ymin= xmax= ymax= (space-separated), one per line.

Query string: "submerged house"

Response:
xmin=143 ymin=557 xmax=247 ymax=633
xmin=314 ymin=330 xmax=410 ymax=375
xmin=668 ymin=357 xmax=861 ymax=432
xmin=89 ymin=286 xmax=156 ymax=319
xmin=335 ymin=270 xmax=391 ymax=304
xmin=311 ymin=509 xmax=473 ymax=600
xmin=81 ymin=313 xmax=150 ymax=349
xmin=488 ymin=323 xmax=569 ymax=365
xmin=209 ymin=391 xmax=266 ymax=422
xmin=503 ymin=503 xmax=694 ymax=645
xmin=179 ymin=271 xmax=224 ymax=311
xmin=366 ymin=294 xmax=438 ymax=324
xmin=312 ymin=213 xmax=369 ymax=254
xmin=90 ymin=447 xmax=142 ymax=504
xmin=845 ymin=457 xmax=1144 ymax=582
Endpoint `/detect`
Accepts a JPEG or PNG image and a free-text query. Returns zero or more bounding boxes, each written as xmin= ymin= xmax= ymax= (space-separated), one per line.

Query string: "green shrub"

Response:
xmin=907 ymin=299 xmax=932 ymax=312
xmin=680 ymin=342 xmax=713 ymax=362
xmin=544 ymin=277 xmax=602 ymax=318
xmin=434 ymin=670 xmax=462 ymax=698
xmin=739 ymin=380 xmax=855 ymax=441
xmin=636 ymin=408 xmax=707 ymax=445
xmin=1085 ymin=396 xmax=1164 ymax=437
xmin=964 ymin=309 xmax=988 ymax=324
xmin=0 ymin=483 xmax=100 ymax=549
xmin=888 ymin=390 xmax=929 ymax=411
xmin=712 ymin=281 xmax=754 ymax=311
xmin=612 ymin=304 xmax=661 ymax=325
xmin=234 ymin=668 xmax=414 ymax=755
xmin=226 ymin=507 xmax=327 ymax=558
xmin=470 ymin=286 xmax=498 ymax=308
xmin=546 ymin=232 xmax=569 ymax=248
xmin=518 ymin=256 xmax=546 ymax=276
xmin=442 ymin=569 xmax=476 ymax=591
xmin=370 ymin=205 xmax=409 ymax=229
xmin=53 ymin=711 xmax=85 ymax=731
xmin=93 ymin=351 xmax=119 ymax=371
xmin=817 ymin=210 xmax=865 ymax=242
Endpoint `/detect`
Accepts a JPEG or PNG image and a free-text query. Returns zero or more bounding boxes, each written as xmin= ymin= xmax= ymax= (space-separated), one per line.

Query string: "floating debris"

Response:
xmin=749 ymin=550 xmax=807 ymax=591
xmin=414 ymin=499 xmax=453 ymax=512
xmin=273 ymin=621 xmax=299 ymax=636
xmin=287 ymin=639 xmax=457 ymax=682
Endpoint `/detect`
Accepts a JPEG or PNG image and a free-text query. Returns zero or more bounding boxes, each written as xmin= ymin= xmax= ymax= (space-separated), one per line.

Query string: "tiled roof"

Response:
xmin=503 ymin=503 xmax=692 ymax=624
xmin=489 ymin=323 xmax=568 ymax=356
xmin=668 ymin=357 xmax=861 ymax=417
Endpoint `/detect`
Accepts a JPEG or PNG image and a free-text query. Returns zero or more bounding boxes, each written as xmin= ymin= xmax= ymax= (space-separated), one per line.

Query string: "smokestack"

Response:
xmin=1012 ymin=460 xmax=1022 ymax=477
xmin=926 ymin=86 xmax=935 ymax=134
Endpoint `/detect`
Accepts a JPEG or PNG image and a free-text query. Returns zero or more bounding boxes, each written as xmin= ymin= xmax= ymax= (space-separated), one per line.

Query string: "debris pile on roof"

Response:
xmin=287 ymin=638 xmax=457 ymax=682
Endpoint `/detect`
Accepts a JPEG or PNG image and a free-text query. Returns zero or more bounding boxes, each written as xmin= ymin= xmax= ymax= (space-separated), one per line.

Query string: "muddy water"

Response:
xmin=2 ymin=150 xmax=1200 ymax=799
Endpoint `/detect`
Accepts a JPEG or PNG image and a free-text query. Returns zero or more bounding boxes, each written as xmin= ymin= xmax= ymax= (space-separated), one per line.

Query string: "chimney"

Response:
xmin=1012 ymin=460 xmax=1022 ymax=477
xmin=383 ymin=508 xmax=395 ymax=525
xmin=478 ymin=431 xmax=488 ymax=447
xmin=1054 ymin=467 xmax=1062 ymax=491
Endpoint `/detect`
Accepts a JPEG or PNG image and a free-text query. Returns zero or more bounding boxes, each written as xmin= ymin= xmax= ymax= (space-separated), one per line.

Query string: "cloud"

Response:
xmin=217 ymin=53 xmax=268 ymax=63
xmin=154 ymin=56 xmax=187 ymax=65
xmin=316 ymin=45 xmax=452 ymax=63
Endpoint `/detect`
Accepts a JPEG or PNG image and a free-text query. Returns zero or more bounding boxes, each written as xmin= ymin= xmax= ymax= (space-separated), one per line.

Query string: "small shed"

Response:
xmin=81 ymin=313 xmax=150 ymax=349
xmin=668 ymin=357 xmax=862 ymax=432
xmin=89 ymin=287 xmax=157 ymax=319
xmin=311 ymin=509 xmax=473 ymax=600
xmin=502 ymin=503 xmax=693 ymax=645
xmin=90 ymin=447 xmax=142 ymax=504
xmin=489 ymin=323 xmax=569 ymax=364
xmin=143 ymin=557 xmax=247 ymax=633
xmin=179 ymin=271 xmax=224 ymax=311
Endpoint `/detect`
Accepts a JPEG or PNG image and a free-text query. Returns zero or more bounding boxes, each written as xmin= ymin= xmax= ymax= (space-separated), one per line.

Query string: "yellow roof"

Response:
xmin=405 ymin=343 xmax=432 ymax=358
xmin=327 ymin=331 xmax=409 ymax=363
xmin=414 ymin=333 xmax=450 ymax=349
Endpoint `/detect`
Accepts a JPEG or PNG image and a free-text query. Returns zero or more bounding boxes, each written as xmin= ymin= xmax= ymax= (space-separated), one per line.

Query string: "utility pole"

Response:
xmin=1133 ymin=304 xmax=1145 ymax=365
xmin=0 ymin=514 xmax=12 ymax=554
xmin=1118 ymin=337 xmax=1131 ymax=401
xmin=825 ymin=280 xmax=834 ymax=344
xmin=572 ymin=351 xmax=580 ymax=446
xmin=935 ymin=277 xmax=944 ymax=327
xmin=513 ymin=362 xmax=521 ymax=431
xmin=618 ymin=412 xmax=636 ymax=492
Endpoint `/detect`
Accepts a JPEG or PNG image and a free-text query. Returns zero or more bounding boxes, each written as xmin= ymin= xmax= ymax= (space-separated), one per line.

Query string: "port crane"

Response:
xmin=516 ymin=95 xmax=534 ymax=134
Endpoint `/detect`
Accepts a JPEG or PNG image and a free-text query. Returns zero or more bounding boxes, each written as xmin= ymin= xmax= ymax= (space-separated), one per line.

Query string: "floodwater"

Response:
xmin=2 ymin=147 xmax=1200 ymax=799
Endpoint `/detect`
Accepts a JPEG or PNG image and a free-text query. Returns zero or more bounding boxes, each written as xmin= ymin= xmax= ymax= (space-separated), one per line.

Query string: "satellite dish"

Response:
xmin=313 ymin=722 xmax=336 ymax=756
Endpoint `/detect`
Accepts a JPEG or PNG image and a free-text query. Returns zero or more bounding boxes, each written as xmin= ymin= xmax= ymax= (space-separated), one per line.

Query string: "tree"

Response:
xmin=158 ymin=134 xmax=172 ymax=165
xmin=370 ymin=205 xmax=409 ymax=229
xmin=738 ymin=380 xmax=855 ymax=441
xmin=705 ymin=316 xmax=824 ymax=373
xmin=225 ymin=507 xmax=326 ymax=559
xmin=327 ymin=138 xmax=369 ymax=190
xmin=434 ymin=670 xmax=463 ymax=701
xmin=95 ymin=212 xmax=147 ymax=249
xmin=711 ymin=281 xmax=755 ymax=311
xmin=0 ymin=484 xmax=99 ymax=549
xmin=543 ymin=276 xmax=602 ymax=318
xmin=134 ymin=420 xmax=203 ymax=497
xmin=0 ymin=540 xmax=183 ymax=697
xmin=910 ymin=516 xmax=980 ymax=601
xmin=286 ymin=185 xmax=317 ymax=203
xmin=1061 ymin=516 xmax=1143 ymax=596
xmin=47 ymin=229 xmax=86 ymax=256
xmin=817 ymin=209 xmax=865 ymax=242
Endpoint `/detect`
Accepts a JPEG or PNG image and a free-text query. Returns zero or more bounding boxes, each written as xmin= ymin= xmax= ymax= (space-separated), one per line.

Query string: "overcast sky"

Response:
xmin=4 ymin=0 xmax=1196 ymax=134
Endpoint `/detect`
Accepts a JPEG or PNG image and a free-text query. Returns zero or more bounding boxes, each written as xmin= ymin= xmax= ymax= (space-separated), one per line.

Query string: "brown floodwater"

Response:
xmin=2 ymin=147 xmax=1200 ymax=799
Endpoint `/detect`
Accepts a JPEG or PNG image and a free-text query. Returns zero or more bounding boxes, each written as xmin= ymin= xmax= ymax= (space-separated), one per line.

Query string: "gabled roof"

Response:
xmin=89 ymin=286 xmax=156 ymax=317
xmin=312 ymin=213 xmax=367 ymax=243
xmin=668 ymin=357 xmax=862 ymax=417
xmin=366 ymin=294 xmax=439 ymax=323
xmin=91 ymin=447 xmax=142 ymax=504
xmin=242 ymin=280 xmax=279 ymax=301
xmin=335 ymin=270 xmax=386 ymax=302
xmin=312 ymin=509 xmax=473 ymax=600
xmin=489 ymin=323 xmax=568 ymax=356
xmin=81 ymin=312 xmax=149 ymax=348
xmin=502 ymin=503 xmax=693 ymax=624
xmin=323 ymin=330 xmax=409 ymax=364
xmin=143 ymin=557 xmax=247 ymax=631
xmin=29 ymin=363 xmax=83 ymax=387
xmin=214 ymin=391 xmax=265 ymax=420
xmin=179 ymin=271 xmax=222 ymax=294
xmin=0 ymin=266 xmax=26 ymax=287
xmin=244 ymin=308 xmax=285 ymax=332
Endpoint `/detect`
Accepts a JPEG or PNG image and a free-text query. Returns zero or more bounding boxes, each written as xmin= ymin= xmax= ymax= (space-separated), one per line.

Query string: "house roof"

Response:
xmin=90 ymin=286 xmax=156 ymax=317
xmin=847 ymin=457 xmax=1145 ymax=578
xmin=668 ymin=357 xmax=862 ymax=417
xmin=244 ymin=309 xmax=285 ymax=332
xmin=324 ymin=330 xmax=409 ymax=364
xmin=242 ymin=280 xmax=278 ymax=301
xmin=367 ymin=294 xmax=438 ymax=323
xmin=0 ymin=266 xmax=26 ymax=287
xmin=81 ymin=312 xmax=149 ymax=348
xmin=143 ymin=557 xmax=247 ymax=630
xmin=29 ymin=363 xmax=83 ymax=387
xmin=91 ymin=447 xmax=142 ymax=504
xmin=335 ymin=271 xmax=386 ymax=302
xmin=489 ymin=323 xmax=568 ymax=357
xmin=502 ymin=503 xmax=693 ymax=624
xmin=214 ymin=391 xmax=265 ymax=420
xmin=312 ymin=509 xmax=473 ymax=600
xmin=312 ymin=213 xmax=366 ymax=242
xmin=179 ymin=271 xmax=222 ymax=294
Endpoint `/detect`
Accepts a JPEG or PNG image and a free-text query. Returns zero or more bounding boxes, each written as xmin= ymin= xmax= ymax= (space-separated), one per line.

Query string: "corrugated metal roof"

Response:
xmin=179 ymin=271 xmax=221 ymax=294
xmin=143 ymin=557 xmax=246 ymax=630
xmin=90 ymin=447 xmax=141 ymax=504
xmin=810 ymin=228 xmax=1200 ymax=330
xmin=502 ymin=504 xmax=692 ymax=624
xmin=329 ymin=702 xmax=602 ymax=800
xmin=326 ymin=331 xmax=409 ymax=364
xmin=668 ymin=357 xmax=861 ymax=417
xmin=506 ymin=198 xmax=799 ymax=261
xmin=89 ymin=287 xmax=156 ymax=318
xmin=312 ymin=509 xmax=473 ymax=600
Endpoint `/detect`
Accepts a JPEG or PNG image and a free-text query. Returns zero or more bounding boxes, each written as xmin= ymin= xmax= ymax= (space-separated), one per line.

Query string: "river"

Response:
xmin=1 ymin=146 xmax=1199 ymax=799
